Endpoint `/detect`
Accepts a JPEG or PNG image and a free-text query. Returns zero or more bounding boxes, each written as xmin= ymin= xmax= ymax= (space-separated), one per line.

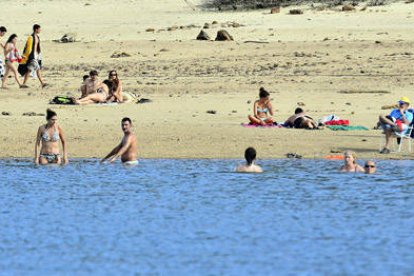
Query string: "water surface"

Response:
xmin=0 ymin=159 xmax=413 ymax=275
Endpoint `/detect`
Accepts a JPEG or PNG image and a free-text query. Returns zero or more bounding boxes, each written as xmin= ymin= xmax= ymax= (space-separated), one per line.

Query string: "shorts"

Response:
xmin=27 ymin=59 xmax=41 ymax=71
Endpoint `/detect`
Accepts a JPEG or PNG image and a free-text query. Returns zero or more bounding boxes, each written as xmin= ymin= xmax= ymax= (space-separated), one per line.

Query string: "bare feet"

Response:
xmin=20 ymin=84 xmax=29 ymax=89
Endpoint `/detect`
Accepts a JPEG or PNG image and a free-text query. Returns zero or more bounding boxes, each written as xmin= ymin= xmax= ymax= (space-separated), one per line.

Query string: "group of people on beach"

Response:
xmin=76 ymin=69 xmax=124 ymax=104
xmin=248 ymin=87 xmax=319 ymax=129
xmin=0 ymin=24 xmax=47 ymax=89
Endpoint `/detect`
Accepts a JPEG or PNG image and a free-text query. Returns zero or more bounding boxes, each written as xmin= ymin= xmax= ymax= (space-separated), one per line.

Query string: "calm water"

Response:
xmin=0 ymin=159 xmax=413 ymax=275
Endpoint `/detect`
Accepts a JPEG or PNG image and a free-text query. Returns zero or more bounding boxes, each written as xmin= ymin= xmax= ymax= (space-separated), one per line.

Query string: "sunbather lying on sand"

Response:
xmin=75 ymin=81 xmax=109 ymax=105
xmin=248 ymin=87 xmax=275 ymax=126
xmin=285 ymin=108 xmax=318 ymax=129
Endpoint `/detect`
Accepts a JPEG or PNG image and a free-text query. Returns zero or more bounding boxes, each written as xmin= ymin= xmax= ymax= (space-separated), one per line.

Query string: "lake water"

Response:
xmin=0 ymin=159 xmax=413 ymax=275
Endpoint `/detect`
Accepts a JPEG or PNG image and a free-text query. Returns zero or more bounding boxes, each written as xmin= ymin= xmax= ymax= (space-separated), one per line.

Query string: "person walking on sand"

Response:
xmin=236 ymin=147 xmax=263 ymax=173
xmin=1 ymin=34 xmax=23 ymax=89
xmin=34 ymin=109 xmax=68 ymax=165
xmin=0 ymin=26 xmax=7 ymax=79
xmin=101 ymin=117 xmax=138 ymax=165
xmin=18 ymin=24 xmax=48 ymax=88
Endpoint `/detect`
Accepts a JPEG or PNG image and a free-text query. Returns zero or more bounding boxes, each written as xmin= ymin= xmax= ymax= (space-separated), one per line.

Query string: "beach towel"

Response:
xmin=241 ymin=123 xmax=283 ymax=128
xmin=325 ymin=120 xmax=350 ymax=126
xmin=122 ymin=92 xmax=136 ymax=103
xmin=327 ymin=126 xmax=369 ymax=131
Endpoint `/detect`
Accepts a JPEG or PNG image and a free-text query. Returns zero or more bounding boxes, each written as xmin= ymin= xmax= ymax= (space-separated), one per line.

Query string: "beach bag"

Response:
xmin=51 ymin=96 xmax=75 ymax=105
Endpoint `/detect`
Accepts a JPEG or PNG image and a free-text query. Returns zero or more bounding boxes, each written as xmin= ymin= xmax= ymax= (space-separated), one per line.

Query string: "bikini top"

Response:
xmin=257 ymin=106 xmax=269 ymax=113
xmin=42 ymin=126 xmax=60 ymax=142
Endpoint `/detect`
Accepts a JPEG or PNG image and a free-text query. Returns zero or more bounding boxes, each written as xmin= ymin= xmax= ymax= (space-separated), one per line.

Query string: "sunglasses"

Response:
xmin=110 ymin=74 xmax=117 ymax=76
xmin=365 ymin=165 xmax=375 ymax=168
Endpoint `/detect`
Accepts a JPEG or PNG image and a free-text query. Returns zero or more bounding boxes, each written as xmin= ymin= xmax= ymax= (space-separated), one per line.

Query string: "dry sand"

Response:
xmin=1 ymin=0 xmax=414 ymax=159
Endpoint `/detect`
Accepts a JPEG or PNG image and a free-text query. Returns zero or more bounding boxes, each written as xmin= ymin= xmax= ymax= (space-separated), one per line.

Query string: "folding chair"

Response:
xmin=393 ymin=126 xmax=414 ymax=153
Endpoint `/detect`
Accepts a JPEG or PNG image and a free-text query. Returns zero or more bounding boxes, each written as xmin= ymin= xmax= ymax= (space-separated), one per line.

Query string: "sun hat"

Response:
xmin=399 ymin=96 xmax=411 ymax=105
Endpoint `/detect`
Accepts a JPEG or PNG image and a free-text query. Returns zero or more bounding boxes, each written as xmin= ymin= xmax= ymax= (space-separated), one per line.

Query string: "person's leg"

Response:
xmin=39 ymin=156 xmax=49 ymax=165
xmin=1 ymin=65 xmax=10 ymax=88
xmin=248 ymin=115 xmax=263 ymax=125
xmin=22 ymin=72 xmax=30 ymax=85
xmin=10 ymin=64 xmax=22 ymax=86
xmin=76 ymin=93 xmax=104 ymax=105
xmin=264 ymin=117 xmax=274 ymax=125
xmin=36 ymin=69 xmax=47 ymax=87
xmin=384 ymin=129 xmax=393 ymax=149
xmin=379 ymin=115 xmax=394 ymax=126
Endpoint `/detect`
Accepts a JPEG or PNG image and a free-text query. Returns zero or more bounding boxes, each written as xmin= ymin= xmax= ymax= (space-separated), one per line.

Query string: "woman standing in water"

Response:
xmin=34 ymin=109 xmax=68 ymax=165
xmin=339 ymin=150 xmax=364 ymax=173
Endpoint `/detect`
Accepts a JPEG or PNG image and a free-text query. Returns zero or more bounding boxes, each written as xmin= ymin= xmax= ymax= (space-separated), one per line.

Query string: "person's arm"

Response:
xmin=253 ymin=101 xmax=258 ymax=118
xmin=101 ymin=143 xmax=122 ymax=163
xmin=267 ymin=101 xmax=274 ymax=116
xmin=108 ymin=137 xmax=132 ymax=163
xmin=34 ymin=127 xmax=42 ymax=164
xmin=58 ymin=126 xmax=68 ymax=164
xmin=3 ymin=44 xmax=12 ymax=57
xmin=400 ymin=109 xmax=410 ymax=125
xmin=112 ymin=81 xmax=123 ymax=102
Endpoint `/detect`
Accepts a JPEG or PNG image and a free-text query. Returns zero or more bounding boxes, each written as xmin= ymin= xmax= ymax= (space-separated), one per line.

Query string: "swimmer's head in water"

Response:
xmin=245 ymin=147 xmax=257 ymax=165
xmin=46 ymin=109 xmax=57 ymax=124
xmin=121 ymin=117 xmax=132 ymax=133
xmin=259 ymin=87 xmax=270 ymax=99
xmin=364 ymin=161 xmax=376 ymax=174
xmin=344 ymin=150 xmax=356 ymax=164
xmin=295 ymin=107 xmax=304 ymax=114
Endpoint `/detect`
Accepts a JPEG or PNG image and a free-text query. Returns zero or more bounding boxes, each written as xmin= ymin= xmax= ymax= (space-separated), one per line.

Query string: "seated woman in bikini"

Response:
xmin=106 ymin=70 xmax=123 ymax=103
xmin=34 ymin=109 xmax=68 ymax=165
xmin=248 ymin=87 xmax=274 ymax=126
xmin=285 ymin=107 xmax=319 ymax=129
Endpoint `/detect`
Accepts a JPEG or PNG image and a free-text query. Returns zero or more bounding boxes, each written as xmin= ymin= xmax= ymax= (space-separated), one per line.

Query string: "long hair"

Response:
xmin=6 ymin=34 xmax=17 ymax=44
xmin=109 ymin=70 xmax=119 ymax=91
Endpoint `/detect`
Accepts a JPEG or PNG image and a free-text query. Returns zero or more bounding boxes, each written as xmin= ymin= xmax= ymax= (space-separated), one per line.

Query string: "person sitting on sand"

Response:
xmin=1 ymin=34 xmax=23 ymax=89
xmin=101 ymin=117 xmax=138 ymax=165
xmin=248 ymin=87 xmax=274 ymax=126
xmin=378 ymin=97 xmax=413 ymax=154
xmin=364 ymin=160 xmax=376 ymax=174
xmin=80 ymin=70 xmax=104 ymax=98
xmin=236 ymin=147 xmax=263 ymax=173
xmin=34 ymin=109 xmax=68 ymax=165
xmin=75 ymin=78 xmax=109 ymax=105
xmin=106 ymin=70 xmax=123 ymax=103
xmin=285 ymin=107 xmax=318 ymax=129
xmin=339 ymin=150 xmax=364 ymax=173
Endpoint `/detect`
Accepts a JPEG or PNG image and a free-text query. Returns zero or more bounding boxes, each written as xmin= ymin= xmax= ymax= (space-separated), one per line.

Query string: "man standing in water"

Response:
xmin=18 ymin=24 xmax=48 ymax=88
xmin=101 ymin=118 xmax=138 ymax=165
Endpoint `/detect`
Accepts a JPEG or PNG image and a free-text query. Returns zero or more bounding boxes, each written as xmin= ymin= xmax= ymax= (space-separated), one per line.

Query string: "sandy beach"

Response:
xmin=1 ymin=0 xmax=414 ymax=159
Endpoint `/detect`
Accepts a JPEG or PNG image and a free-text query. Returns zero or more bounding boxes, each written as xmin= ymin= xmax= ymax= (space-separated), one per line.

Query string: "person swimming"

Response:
xmin=101 ymin=117 xmax=138 ymax=165
xmin=364 ymin=160 xmax=376 ymax=174
xmin=339 ymin=150 xmax=364 ymax=173
xmin=235 ymin=147 xmax=263 ymax=173
xmin=248 ymin=87 xmax=275 ymax=126
xmin=34 ymin=109 xmax=68 ymax=165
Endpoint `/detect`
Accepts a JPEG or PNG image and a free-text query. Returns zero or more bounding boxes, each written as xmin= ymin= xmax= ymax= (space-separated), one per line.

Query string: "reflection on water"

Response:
xmin=0 ymin=159 xmax=413 ymax=274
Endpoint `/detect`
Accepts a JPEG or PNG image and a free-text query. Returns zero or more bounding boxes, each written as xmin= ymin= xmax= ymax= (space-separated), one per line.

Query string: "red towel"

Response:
xmin=325 ymin=120 xmax=350 ymax=126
